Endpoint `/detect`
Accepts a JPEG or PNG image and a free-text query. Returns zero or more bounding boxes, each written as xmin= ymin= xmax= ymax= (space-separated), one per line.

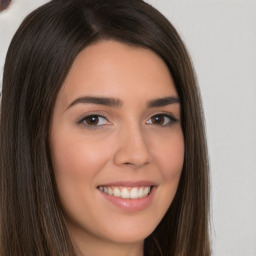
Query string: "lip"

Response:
xmin=97 ymin=181 xmax=157 ymax=212
xmin=98 ymin=180 xmax=157 ymax=187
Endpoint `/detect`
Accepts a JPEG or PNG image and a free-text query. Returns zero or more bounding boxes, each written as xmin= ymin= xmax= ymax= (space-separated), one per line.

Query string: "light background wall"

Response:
xmin=1 ymin=1 xmax=256 ymax=255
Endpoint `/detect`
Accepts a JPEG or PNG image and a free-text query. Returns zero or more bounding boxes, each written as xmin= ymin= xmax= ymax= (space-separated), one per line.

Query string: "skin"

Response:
xmin=49 ymin=40 xmax=184 ymax=256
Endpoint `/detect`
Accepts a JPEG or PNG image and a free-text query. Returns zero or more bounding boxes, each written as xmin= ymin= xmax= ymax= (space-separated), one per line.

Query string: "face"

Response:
xmin=49 ymin=40 xmax=184 ymax=253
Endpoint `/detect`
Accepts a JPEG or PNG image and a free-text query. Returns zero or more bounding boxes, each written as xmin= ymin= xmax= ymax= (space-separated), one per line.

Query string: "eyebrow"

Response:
xmin=66 ymin=96 xmax=180 ymax=110
xmin=66 ymin=96 xmax=123 ymax=110
xmin=147 ymin=96 xmax=180 ymax=107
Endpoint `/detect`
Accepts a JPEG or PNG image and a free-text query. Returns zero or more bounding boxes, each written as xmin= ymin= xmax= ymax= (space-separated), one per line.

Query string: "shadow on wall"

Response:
xmin=0 ymin=0 xmax=12 ymax=11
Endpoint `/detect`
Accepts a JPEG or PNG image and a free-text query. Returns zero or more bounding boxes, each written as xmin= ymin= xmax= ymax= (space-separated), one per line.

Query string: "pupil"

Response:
xmin=86 ymin=115 xmax=99 ymax=125
xmin=152 ymin=115 xmax=164 ymax=125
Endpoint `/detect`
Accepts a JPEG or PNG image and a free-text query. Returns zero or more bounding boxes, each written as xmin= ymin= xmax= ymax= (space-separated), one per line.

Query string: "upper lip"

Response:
xmin=97 ymin=180 xmax=158 ymax=187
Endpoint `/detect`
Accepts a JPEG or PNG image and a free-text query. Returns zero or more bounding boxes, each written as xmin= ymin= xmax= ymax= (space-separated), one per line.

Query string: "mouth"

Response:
xmin=97 ymin=181 xmax=157 ymax=211
xmin=98 ymin=185 xmax=153 ymax=199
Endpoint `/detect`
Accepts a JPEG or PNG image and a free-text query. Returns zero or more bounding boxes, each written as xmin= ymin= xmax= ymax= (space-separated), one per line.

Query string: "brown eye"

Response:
xmin=146 ymin=114 xmax=177 ymax=126
xmin=151 ymin=115 xmax=165 ymax=125
xmin=85 ymin=115 xmax=100 ymax=125
xmin=78 ymin=115 xmax=109 ymax=129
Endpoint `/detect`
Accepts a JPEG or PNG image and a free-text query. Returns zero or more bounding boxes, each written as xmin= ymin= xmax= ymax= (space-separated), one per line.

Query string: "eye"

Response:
xmin=146 ymin=113 xmax=177 ymax=126
xmin=78 ymin=115 xmax=109 ymax=129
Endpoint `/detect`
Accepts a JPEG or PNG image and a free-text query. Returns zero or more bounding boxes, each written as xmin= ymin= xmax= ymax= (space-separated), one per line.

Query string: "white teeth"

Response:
xmin=130 ymin=187 xmax=139 ymax=199
xmin=121 ymin=188 xmax=130 ymax=198
xmin=99 ymin=186 xmax=152 ymax=199
xmin=144 ymin=186 xmax=150 ymax=195
xmin=108 ymin=187 xmax=113 ymax=195
xmin=113 ymin=187 xmax=121 ymax=197
xmin=138 ymin=187 xmax=144 ymax=198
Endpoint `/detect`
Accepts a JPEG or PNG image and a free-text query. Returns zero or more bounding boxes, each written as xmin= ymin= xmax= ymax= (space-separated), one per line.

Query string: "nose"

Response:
xmin=113 ymin=124 xmax=152 ymax=168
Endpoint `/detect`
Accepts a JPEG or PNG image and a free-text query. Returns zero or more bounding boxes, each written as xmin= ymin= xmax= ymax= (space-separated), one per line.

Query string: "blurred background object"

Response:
xmin=0 ymin=0 xmax=12 ymax=11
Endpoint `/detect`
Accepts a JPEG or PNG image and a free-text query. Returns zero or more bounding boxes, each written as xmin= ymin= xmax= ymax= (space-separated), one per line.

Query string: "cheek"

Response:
xmin=161 ymin=142 xmax=184 ymax=181
xmin=50 ymin=132 xmax=110 ymax=179
xmin=154 ymin=130 xmax=184 ymax=180
xmin=49 ymin=132 xmax=112 ymax=220
xmin=152 ymin=130 xmax=184 ymax=207
xmin=49 ymin=131 xmax=113 ymax=217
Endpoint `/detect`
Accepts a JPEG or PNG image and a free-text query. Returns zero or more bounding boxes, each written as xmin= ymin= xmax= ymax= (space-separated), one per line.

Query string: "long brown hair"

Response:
xmin=0 ymin=0 xmax=210 ymax=255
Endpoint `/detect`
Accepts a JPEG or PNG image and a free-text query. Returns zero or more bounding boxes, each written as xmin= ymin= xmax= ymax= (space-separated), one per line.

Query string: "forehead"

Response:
xmin=58 ymin=40 xmax=178 ymax=107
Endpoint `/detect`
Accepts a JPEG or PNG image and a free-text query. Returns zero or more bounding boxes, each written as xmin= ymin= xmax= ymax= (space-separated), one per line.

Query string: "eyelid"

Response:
xmin=146 ymin=112 xmax=179 ymax=126
xmin=76 ymin=110 xmax=109 ymax=122
xmin=77 ymin=112 xmax=111 ymax=129
xmin=76 ymin=111 xmax=179 ymax=130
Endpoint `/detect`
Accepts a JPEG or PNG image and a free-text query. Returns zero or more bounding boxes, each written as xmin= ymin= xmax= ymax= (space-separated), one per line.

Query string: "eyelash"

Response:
xmin=146 ymin=113 xmax=178 ymax=126
xmin=77 ymin=113 xmax=178 ymax=130
xmin=77 ymin=114 xmax=110 ymax=130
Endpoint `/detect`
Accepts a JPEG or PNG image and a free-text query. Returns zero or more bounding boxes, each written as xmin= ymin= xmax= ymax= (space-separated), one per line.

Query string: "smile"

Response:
xmin=98 ymin=186 xmax=152 ymax=199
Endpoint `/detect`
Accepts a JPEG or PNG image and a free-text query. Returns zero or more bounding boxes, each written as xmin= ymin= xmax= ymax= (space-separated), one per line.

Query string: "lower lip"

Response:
xmin=99 ymin=187 xmax=156 ymax=212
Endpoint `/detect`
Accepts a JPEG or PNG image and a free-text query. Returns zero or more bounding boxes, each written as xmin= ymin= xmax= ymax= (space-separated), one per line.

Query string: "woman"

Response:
xmin=0 ymin=0 xmax=210 ymax=255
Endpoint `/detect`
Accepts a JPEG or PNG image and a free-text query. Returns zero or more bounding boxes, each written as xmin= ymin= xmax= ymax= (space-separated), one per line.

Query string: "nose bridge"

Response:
xmin=113 ymin=121 xmax=152 ymax=167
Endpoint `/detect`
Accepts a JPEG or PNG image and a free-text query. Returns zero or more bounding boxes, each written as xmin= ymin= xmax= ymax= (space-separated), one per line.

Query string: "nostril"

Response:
xmin=0 ymin=0 xmax=12 ymax=11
